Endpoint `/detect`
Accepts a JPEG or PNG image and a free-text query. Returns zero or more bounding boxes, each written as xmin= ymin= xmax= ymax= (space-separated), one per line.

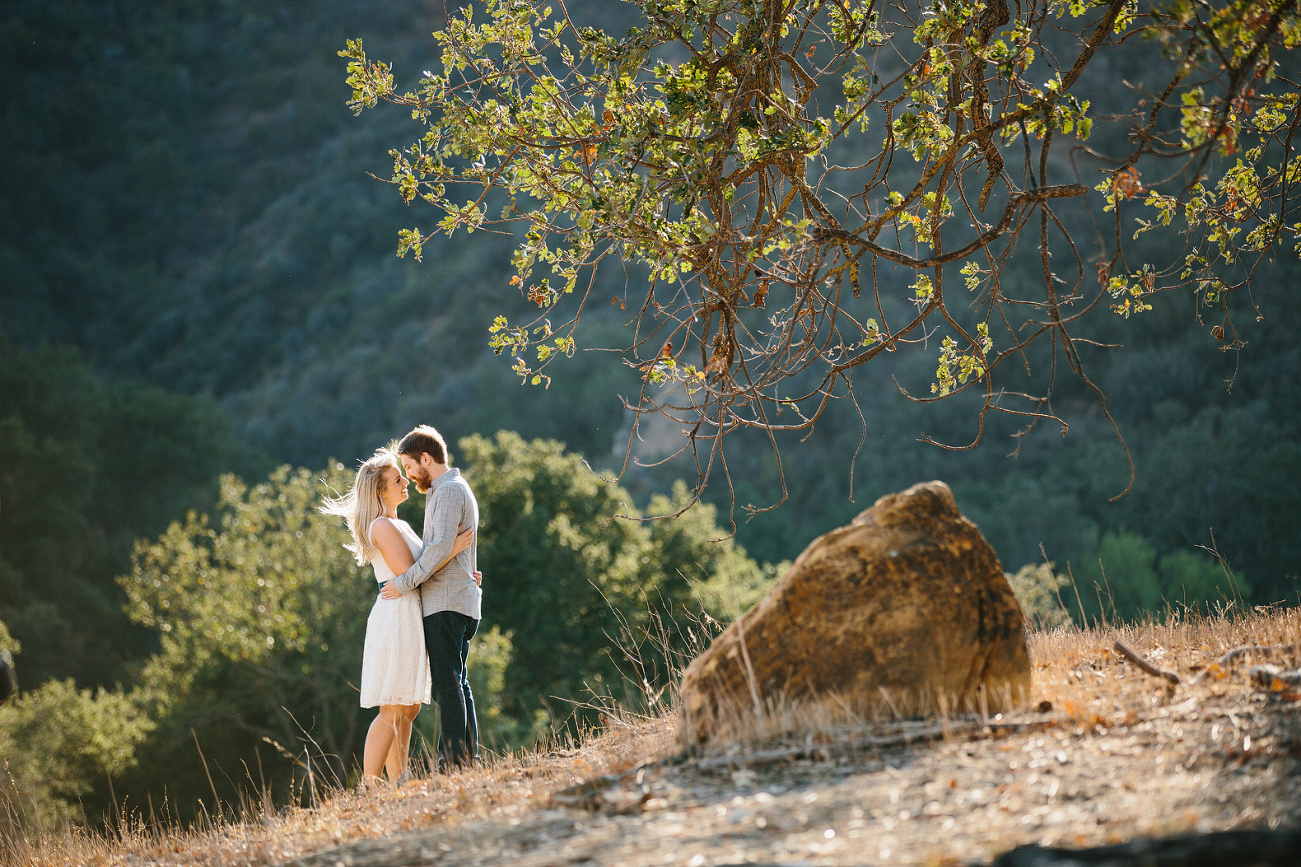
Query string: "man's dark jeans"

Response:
xmin=423 ymin=610 xmax=479 ymax=770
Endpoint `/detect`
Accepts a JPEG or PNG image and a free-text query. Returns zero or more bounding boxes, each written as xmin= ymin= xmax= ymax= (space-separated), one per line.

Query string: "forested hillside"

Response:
xmin=2 ymin=0 xmax=1299 ymax=832
xmin=5 ymin=0 xmax=1295 ymax=622
xmin=5 ymin=0 xmax=1297 ymax=594
xmin=5 ymin=0 xmax=1299 ymax=630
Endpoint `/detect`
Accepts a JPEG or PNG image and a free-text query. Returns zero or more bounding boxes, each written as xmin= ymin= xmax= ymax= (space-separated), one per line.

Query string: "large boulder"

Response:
xmin=680 ymin=480 xmax=1031 ymax=743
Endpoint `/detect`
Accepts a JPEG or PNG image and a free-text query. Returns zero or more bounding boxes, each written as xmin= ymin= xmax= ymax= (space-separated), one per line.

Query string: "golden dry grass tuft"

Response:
xmin=5 ymin=606 xmax=1299 ymax=867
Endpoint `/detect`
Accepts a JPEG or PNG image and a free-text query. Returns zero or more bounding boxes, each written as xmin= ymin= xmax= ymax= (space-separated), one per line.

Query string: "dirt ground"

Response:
xmin=266 ymin=618 xmax=1301 ymax=867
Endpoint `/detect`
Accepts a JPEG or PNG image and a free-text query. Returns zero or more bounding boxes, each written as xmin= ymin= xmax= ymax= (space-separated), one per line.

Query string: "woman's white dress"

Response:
xmin=359 ymin=517 xmax=431 ymax=708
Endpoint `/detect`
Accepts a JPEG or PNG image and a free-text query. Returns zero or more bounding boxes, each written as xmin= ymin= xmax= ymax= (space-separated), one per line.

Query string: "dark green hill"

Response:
xmin=2 ymin=0 xmax=1298 ymax=613
xmin=0 ymin=340 xmax=270 ymax=688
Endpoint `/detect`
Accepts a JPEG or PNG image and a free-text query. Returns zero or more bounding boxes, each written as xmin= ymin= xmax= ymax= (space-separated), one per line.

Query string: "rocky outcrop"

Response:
xmin=679 ymin=480 xmax=1031 ymax=743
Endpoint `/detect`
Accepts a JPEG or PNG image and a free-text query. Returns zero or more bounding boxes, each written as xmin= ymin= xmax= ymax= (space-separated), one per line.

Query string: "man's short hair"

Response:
xmin=397 ymin=425 xmax=449 ymax=465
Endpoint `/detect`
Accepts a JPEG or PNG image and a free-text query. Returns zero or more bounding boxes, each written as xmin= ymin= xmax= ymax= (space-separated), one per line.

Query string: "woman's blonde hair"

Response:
xmin=320 ymin=448 xmax=401 ymax=565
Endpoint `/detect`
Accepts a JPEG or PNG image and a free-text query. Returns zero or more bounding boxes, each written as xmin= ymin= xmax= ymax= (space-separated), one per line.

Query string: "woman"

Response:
xmin=322 ymin=448 xmax=475 ymax=785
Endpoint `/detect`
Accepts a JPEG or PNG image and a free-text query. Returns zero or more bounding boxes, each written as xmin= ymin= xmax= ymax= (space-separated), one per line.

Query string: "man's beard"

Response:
xmin=409 ymin=467 xmax=433 ymax=493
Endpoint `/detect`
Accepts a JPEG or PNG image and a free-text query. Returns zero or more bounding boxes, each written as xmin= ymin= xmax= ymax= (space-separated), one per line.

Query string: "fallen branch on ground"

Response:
xmin=1191 ymin=644 xmax=1297 ymax=684
xmin=1114 ymin=641 xmax=1180 ymax=685
xmin=1248 ymin=664 xmax=1301 ymax=690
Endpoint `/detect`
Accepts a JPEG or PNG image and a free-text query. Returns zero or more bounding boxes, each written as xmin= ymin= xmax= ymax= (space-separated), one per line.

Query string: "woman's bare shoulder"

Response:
xmin=369 ymin=516 xmax=404 ymax=544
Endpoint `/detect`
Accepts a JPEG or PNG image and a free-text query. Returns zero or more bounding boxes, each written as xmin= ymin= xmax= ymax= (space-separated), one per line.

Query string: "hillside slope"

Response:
xmin=12 ymin=610 xmax=1300 ymax=866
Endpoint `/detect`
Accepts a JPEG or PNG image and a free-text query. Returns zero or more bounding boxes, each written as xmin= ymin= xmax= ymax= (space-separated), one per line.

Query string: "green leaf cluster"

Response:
xmin=119 ymin=464 xmax=373 ymax=808
xmin=1004 ymin=562 xmax=1072 ymax=631
xmin=344 ymin=0 xmax=1301 ymax=479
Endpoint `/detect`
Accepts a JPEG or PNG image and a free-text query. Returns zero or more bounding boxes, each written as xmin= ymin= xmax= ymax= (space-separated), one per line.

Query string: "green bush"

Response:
xmin=461 ymin=432 xmax=773 ymax=727
xmin=1005 ymin=563 xmax=1073 ymax=631
xmin=1073 ymin=531 xmax=1163 ymax=623
xmin=0 ymin=675 xmax=152 ymax=839
xmin=1069 ymin=530 xmax=1251 ymax=623
xmin=1158 ymin=549 xmax=1251 ymax=613
xmin=120 ymin=465 xmax=376 ymax=811
xmin=646 ymin=481 xmax=784 ymax=621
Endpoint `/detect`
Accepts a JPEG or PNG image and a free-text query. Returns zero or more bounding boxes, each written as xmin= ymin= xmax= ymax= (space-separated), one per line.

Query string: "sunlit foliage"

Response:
xmin=344 ymin=0 xmax=1301 ymax=505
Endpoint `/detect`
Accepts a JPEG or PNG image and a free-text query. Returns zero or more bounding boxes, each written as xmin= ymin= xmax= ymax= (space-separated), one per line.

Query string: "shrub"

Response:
xmin=0 ymin=677 xmax=152 ymax=840
xmin=1005 ymin=562 xmax=1073 ymax=631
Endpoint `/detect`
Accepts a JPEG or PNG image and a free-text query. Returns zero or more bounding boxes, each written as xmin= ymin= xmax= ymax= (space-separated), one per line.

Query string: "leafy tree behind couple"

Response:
xmin=0 ymin=431 xmax=775 ymax=828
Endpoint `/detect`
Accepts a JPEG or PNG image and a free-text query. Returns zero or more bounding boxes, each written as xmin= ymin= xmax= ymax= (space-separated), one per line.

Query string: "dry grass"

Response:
xmin=1031 ymin=605 xmax=1299 ymax=726
xmin=1 ymin=719 xmax=676 ymax=867
xmin=5 ymin=606 xmax=1299 ymax=867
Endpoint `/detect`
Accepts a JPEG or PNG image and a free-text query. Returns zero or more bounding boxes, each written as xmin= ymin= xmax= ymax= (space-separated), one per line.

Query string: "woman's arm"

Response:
xmin=448 ymin=526 xmax=473 ymax=560
xmin=378 ymin=526 xmax=475 ymax=598
xmin=371 ymin=518 xmax=417 ymax=577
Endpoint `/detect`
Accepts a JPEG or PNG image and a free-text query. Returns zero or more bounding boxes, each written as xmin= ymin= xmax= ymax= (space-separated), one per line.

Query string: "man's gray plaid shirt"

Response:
xmin=393 ymin=468 xmax=481 ymax=619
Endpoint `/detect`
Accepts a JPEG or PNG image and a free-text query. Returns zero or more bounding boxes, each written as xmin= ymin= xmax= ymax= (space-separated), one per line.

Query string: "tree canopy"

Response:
xmin=342 ymin=0 xmax=1301 ymax=508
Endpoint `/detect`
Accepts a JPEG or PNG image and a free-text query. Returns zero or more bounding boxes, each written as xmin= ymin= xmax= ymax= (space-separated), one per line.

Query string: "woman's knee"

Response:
xmin=384 ymin=704 xmax=419 ymax=724
xmin=377 ymin=705 xmax=405 ymax=724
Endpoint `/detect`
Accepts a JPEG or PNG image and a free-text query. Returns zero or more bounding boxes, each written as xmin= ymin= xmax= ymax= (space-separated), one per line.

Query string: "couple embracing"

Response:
xmin=324 ymin=425 xmax=482 ymax=786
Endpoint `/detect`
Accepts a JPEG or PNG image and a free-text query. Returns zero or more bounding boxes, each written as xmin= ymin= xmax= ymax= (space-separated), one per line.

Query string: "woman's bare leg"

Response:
xmin=363 ymin=706 xmax=402 ymax=784
xmin=385 ymin=705 xmax=420 ymax=781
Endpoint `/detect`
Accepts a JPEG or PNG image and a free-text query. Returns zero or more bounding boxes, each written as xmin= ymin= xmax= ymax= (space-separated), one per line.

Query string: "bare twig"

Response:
xmin=1114 ymin=641 xmax=1180 ymax=685
xmin=192 ymin=729 xmax=224 ymax=820
xmin=734 ymin=615 xmax=764 ymax=720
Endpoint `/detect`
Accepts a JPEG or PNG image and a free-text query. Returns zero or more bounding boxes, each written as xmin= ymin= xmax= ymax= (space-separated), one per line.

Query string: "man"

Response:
xmin=380 ymin=425 xmax=481 ymax=770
